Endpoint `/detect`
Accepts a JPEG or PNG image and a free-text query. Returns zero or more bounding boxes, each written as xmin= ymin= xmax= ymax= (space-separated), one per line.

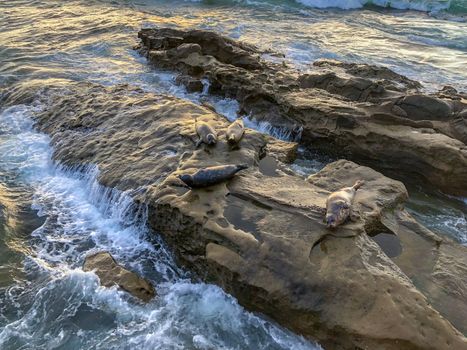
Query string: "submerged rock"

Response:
xmin=27 ymin=82 xmax=467 ymax=350
xmin=83 ymin=251 xmax=155 ymax=302
xmin=137 ymin=28 xmax=467 ymax=196
xmin=175 ymin=74 xmax=204 ymax=93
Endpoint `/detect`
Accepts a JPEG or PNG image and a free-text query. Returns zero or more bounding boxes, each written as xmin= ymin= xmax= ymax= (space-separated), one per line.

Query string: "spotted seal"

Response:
xmin=178 ymin=164 xmax=248 ymax=188
xmin=226 ymin=118 xmax=245 ymax=145
xmin=195 ymin=120 xmax=217 ymax=148
xmin=325 ymin=180 xmax=364 ymax=228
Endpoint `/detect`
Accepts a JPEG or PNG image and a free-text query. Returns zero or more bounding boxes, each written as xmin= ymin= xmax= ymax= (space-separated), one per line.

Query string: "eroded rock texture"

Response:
xmin=25 ymin=82 xmax=467 ymax=350
xmin=137 ymin=28 xmax=467 ymax=196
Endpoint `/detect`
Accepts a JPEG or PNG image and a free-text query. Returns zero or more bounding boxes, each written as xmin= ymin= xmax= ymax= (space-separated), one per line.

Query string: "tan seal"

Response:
xmin=325 ymin=180 xmax=364 ymax=228
xmin=225 ymin=118 xmax=245 ymax=146
xmin=195 ymin=119 xmax=217 ymax=147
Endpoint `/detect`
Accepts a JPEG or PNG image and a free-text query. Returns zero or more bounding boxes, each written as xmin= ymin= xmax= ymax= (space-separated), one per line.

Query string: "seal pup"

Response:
xmin=195 ymin=119 xmax=217 ymax=148
xmin=325 ymin=180 xmax=364 ymax=229
xmin=178 ymin=164 xmax=248 ymax=188
xmin=225 ymin=118 xmax=245 ymax=146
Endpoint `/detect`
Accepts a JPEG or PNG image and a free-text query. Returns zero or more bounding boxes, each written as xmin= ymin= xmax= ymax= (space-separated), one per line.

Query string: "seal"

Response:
xmin=325 ymin=180 xmax=364 ymax=229
xmin=226 ymin=118 xmax=245 ymax=145
xmin=178 ymin=164 xmax=248 ymax=188
xmin=195 ymin=120 xmax=217 ymax=148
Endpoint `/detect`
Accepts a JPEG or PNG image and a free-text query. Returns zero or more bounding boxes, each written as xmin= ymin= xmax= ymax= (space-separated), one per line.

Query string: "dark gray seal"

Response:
xmin=178 ymin=164 xmax=248 ymax=188
xmin=195 ymin=120 xmax=217 ymax=147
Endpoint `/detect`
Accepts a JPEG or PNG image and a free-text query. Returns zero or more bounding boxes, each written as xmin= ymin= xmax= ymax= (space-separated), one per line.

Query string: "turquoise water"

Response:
xmin=0 ymin=1 xmax=466 ymax=349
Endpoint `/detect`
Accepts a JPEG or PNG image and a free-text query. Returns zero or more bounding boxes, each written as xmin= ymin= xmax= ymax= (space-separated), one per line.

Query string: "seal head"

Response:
xmin=325 ymin=200 xmax=350 ymax=229
xmin=178 ymin=174 xmax=194 ymax=187
xmin=206 ymin=133 xmax=216 ymax=145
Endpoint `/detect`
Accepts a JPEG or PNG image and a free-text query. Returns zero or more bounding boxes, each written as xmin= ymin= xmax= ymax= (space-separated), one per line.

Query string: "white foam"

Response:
xmin=295 ymin=0 xmax=453 ymax=12
xmin=0 ymin=103 xmax=321 ymax=349
xmin=297 ymin=0 xmax=365 ymax=10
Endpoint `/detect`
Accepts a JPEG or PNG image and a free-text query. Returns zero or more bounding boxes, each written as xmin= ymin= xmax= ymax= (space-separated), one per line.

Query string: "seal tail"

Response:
xmin=236 ymin=164 xmax=249 ymax=171
xmin=352 ymin=180 xmax=365 ymax=191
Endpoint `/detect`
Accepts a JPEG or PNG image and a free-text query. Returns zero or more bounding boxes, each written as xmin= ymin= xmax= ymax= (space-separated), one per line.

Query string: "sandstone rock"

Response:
xmin=392 ymin=104 xmax=408 ymax=117
xmin=450 ymin=108 xmax=467 ymax=144
xmin=313 ymin=59 xmax=423 ymax=92
xmin=83 ymin=251 xmax=155 ymax=302
xmin=28 ymin=82 xmax=467 ymax=350
xmin=397 ymin=94 xmax=453 ymax=121
xmin=137 ymin=28 xmax=467 ymax=196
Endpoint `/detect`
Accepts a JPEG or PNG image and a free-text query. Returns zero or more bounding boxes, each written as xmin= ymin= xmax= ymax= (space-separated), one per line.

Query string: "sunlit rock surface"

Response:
xmin=137 ymin=28 xmax=467 ymax=196
xmin=23 ymin=82 xmax=467 ymax=350
xmin=83 ymin=251 xmax=155 ymax=302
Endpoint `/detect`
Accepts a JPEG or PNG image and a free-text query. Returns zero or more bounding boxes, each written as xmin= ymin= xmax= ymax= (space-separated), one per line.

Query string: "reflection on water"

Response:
xmin=259 ymin=155 xmax=279 ymax=176
xmin=1 ymin=0 xmax=466 ymax=91
xmin=369 ymin=231 xmax=403 ymax=258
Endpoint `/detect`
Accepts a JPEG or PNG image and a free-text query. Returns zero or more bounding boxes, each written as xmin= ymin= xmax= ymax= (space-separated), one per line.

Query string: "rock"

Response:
xmin=397 ymin=94 xmax=453 ymax=121
xmin=313 ymin=59 xmax=423 ymax=92
xmin=392 ymin=104 xmax=408 ymax=117
xmin=137 ymin=28 xmax=467 ymax=196
xmin=175 ymin=74 xmax=204 ymax=93
xmin=138 ymin=28 xmax=262 ymax=70
xmin=299 ymin=71 xmax=389 ymax=102
xmin=168 ymin=43 xmax=202 ymax=59
xmin=28 ymin=82 xmax=467 ymax=350
xmin=263 ymin=137 xmax=298 ymax=163
xmin=83 ymin=251 xmax=155 ymax=302
xmin=450 ymin=108 xmax=467 ymax=144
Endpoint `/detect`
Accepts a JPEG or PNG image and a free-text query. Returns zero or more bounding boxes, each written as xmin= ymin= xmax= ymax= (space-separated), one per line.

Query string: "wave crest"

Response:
xmin=296 ymin=0 xmax=463 ymax=13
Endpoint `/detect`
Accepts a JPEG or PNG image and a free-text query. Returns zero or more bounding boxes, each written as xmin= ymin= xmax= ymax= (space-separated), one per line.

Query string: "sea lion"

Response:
xmin=325 ymin=180 xmax=364 ymax=229
xmin=195 ymin=120 xmax=217 ymax=148
xmin=226 ymin=118 xmax=245 ymax=145
xmin=178 ymin=164 xmax=248 ymax=188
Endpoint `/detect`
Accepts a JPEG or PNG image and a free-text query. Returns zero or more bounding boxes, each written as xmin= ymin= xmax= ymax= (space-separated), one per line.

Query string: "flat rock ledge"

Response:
xmin=25 ymin=82 xmax=467 ymax=350
xmin=83 ymin=251 xmax=155 ymax=302
xmin=137 ymin=27 xmax=467 ymax=196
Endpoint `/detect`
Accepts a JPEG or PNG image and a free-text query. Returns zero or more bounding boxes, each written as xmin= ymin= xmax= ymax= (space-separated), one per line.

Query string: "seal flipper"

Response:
xmin=229 ymin=144 xmax=240 ymax=151
xmin=195 ymin=139 xmax=203 ymax=148
xmin=352 ymin=180 xmax=365 ymax=191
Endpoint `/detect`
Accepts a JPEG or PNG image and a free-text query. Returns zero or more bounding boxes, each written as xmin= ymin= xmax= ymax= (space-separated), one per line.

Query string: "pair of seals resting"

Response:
xmin=188 ymin=119 xmax=246 ymax=188
xmin=195 ymin=118 xmax=245 ymax=147
xmin=325 ymin=180 xmax=364 ymax=228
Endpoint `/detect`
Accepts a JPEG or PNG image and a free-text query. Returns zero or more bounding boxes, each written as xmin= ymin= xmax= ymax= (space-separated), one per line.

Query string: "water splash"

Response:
xmin=0 ymin=104 xmax=321 ymax=349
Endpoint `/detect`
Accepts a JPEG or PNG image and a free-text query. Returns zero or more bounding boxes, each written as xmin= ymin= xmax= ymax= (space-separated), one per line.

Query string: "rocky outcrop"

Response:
xmin=29 ymin=82 xmax=467 ymax=350
xmin=83 ymin=251 xmax=155 ymax=302
xmin=137 ymin=28 xmax=467 ymax=196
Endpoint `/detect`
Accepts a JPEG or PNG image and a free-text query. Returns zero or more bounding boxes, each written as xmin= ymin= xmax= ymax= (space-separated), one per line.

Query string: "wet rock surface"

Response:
xmin=27 ymin=82 xmax=467 ymax=350
xmin=137 ymin=27 xmax=467 ymax=196
xmin=83 ymin=251 xmax=155 ymax=302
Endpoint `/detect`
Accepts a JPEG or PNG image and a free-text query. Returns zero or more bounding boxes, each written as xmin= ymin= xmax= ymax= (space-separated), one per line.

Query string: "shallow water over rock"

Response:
xmin=369 ymin=231 xmax=403 ymax=258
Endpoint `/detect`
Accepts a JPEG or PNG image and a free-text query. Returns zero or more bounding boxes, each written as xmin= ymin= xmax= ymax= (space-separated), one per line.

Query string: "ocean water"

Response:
xmin=0 ymin=0 xmax=466 ymax=349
